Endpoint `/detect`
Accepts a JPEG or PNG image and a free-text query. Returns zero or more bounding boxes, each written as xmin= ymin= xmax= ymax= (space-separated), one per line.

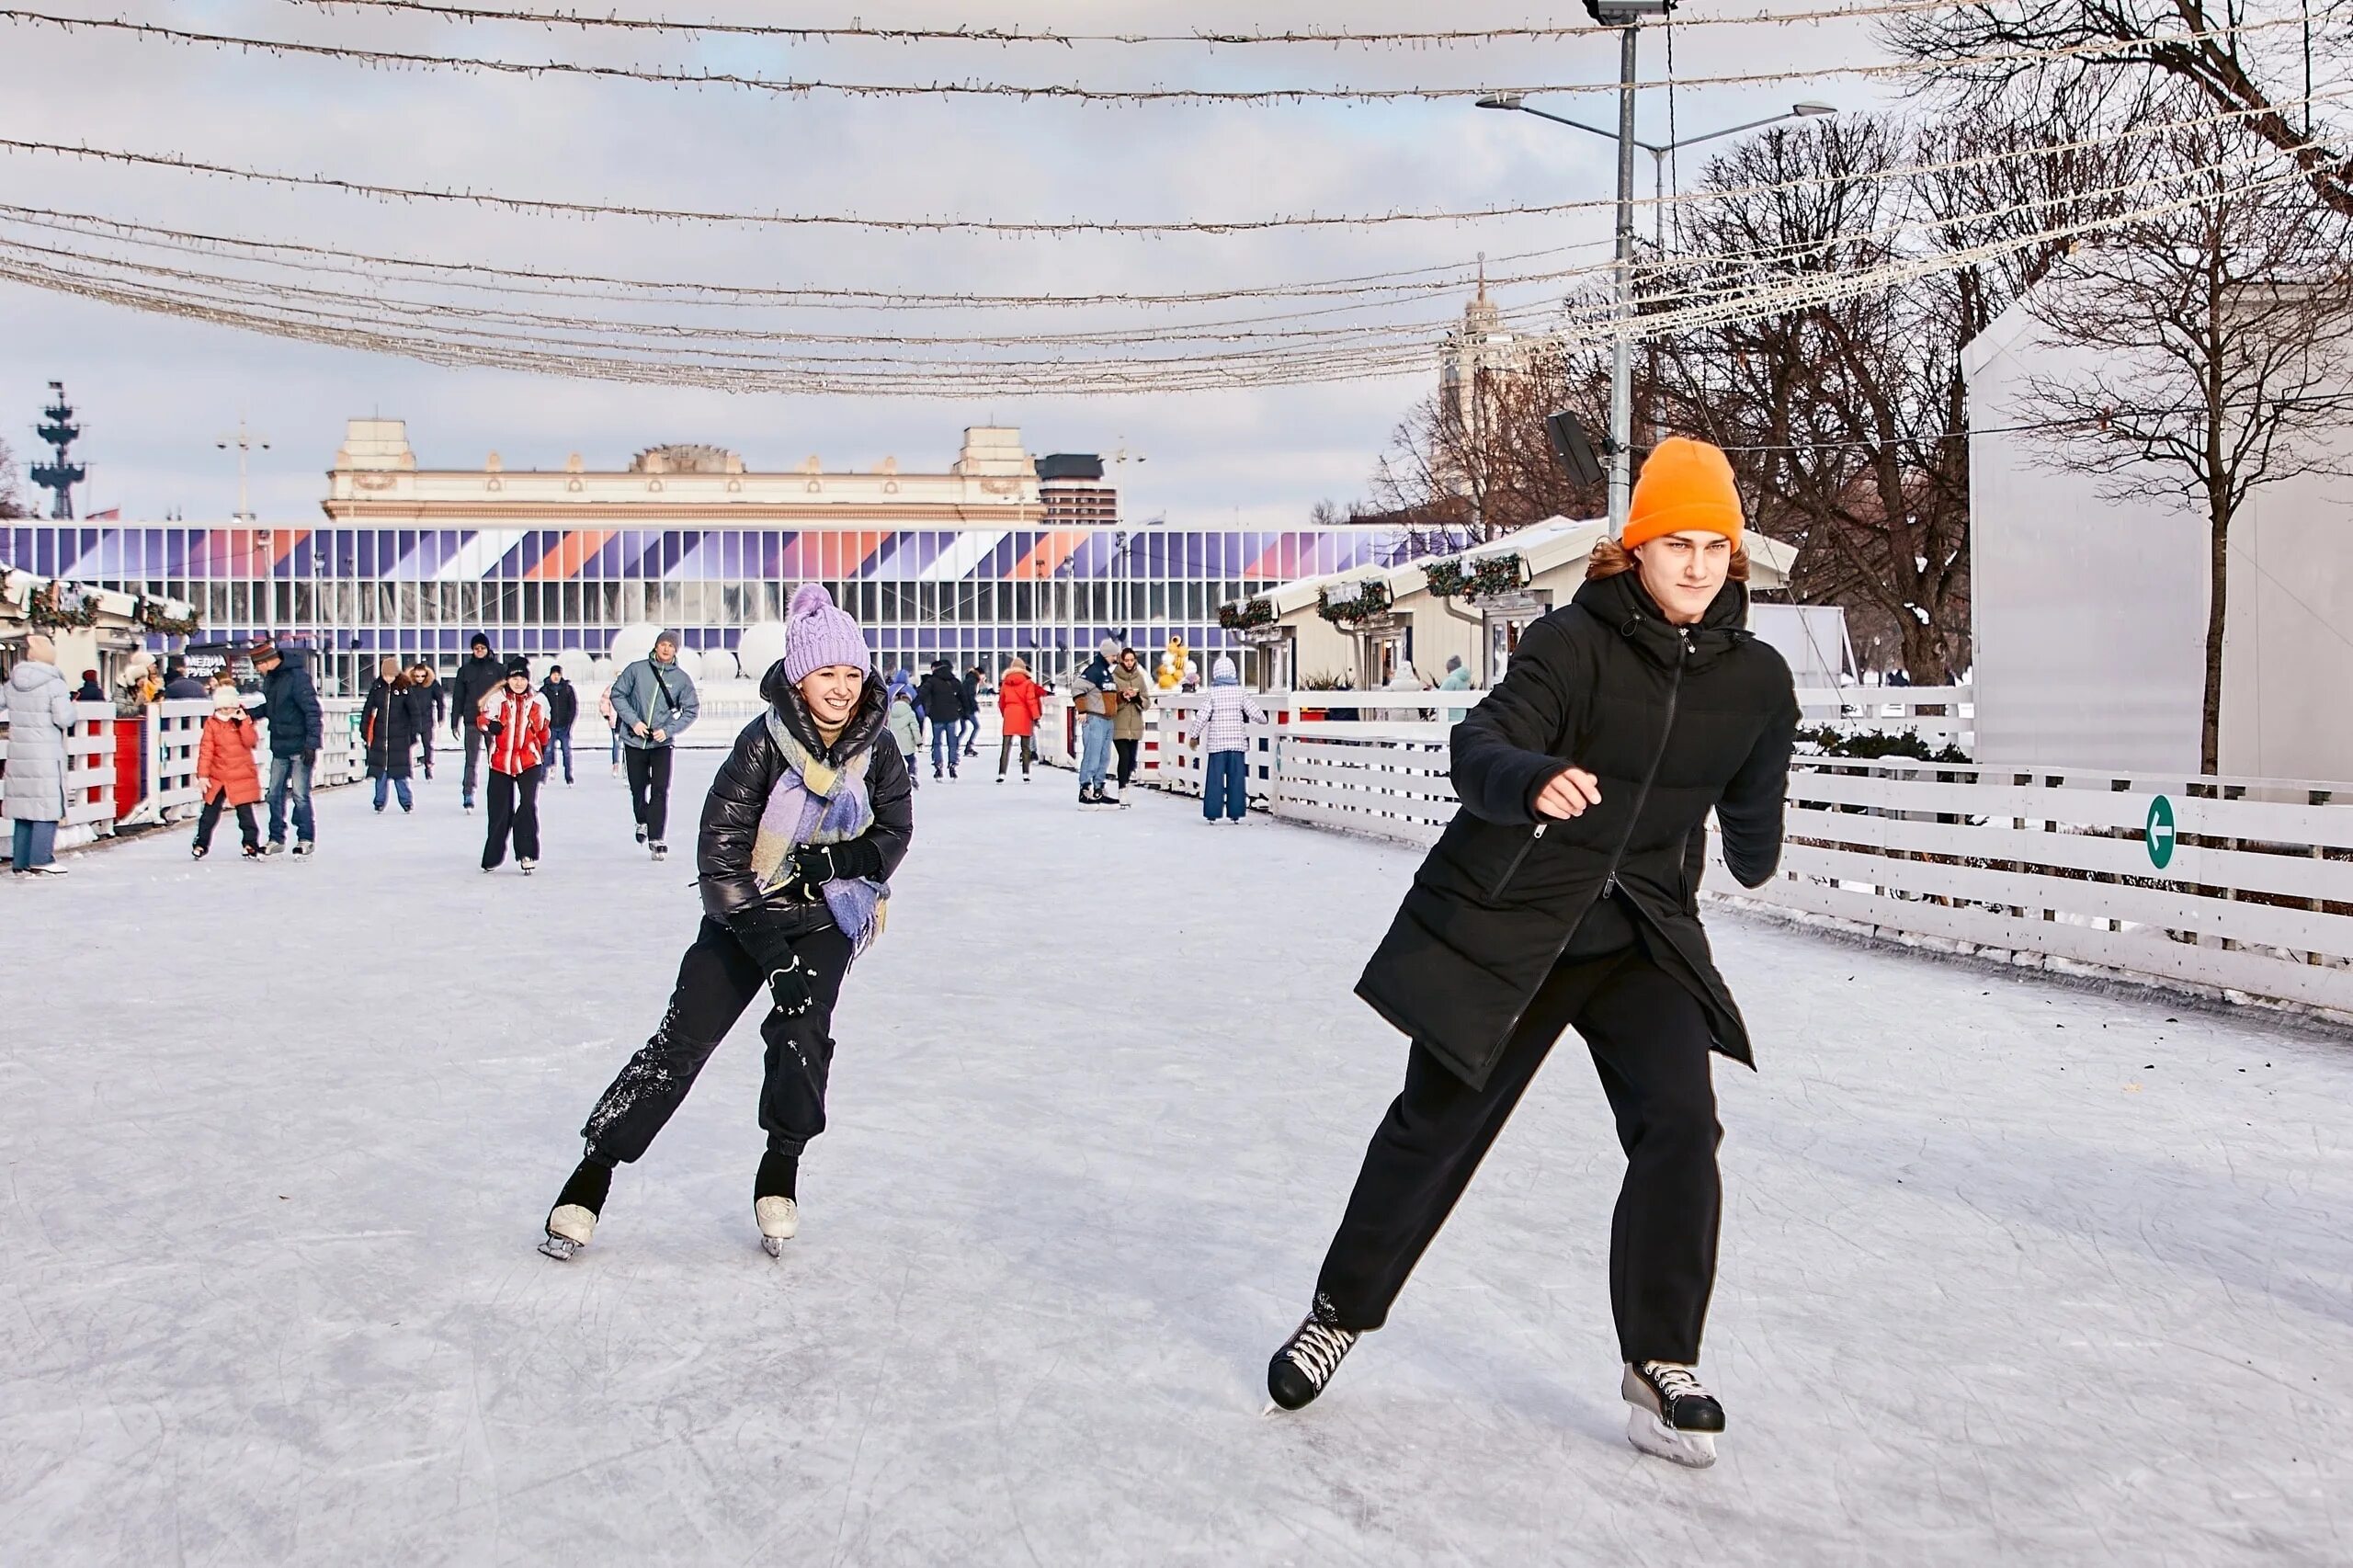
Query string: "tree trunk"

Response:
xmin=2202 ymin=493 xmax=2229 ymax=777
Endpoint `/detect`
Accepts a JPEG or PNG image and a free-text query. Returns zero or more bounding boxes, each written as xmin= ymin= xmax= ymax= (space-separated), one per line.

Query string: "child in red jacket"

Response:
xmin=478 ymin=655 xmax=552 ymax=873
xmin=191 ymin=684 xmax=265 ymax=859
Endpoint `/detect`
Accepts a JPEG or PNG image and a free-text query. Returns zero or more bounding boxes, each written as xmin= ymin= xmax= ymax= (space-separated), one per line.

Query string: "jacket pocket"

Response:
xmin=1487 ymin=824 xmax=1549 ymax=900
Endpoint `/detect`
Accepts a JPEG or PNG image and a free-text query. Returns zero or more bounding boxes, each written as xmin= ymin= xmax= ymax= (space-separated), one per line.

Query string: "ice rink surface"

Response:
xmin=4 ymin=747 xmax=2348 ymax=1565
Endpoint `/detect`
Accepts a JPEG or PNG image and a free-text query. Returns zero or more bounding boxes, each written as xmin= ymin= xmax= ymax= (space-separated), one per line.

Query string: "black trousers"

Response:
xmin=582 ymin=914 xmax=855 ymax=1162
xmin=624 ymin=745 xmax=675 ymax=842
xmin=194 ymin=796 xmax=259 ymax=852
xmin=1114 ymin=737 xmax=1141 ymax=788
xmin=1315 ymin=949 xmax=1722 ymax=1365
xmin=461 ymin=723 xmax=486 ymax=802
xmin=483 ymin=768 xmax=541 ymax=868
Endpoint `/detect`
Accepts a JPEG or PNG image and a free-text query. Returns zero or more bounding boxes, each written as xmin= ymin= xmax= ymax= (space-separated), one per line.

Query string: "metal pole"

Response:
xmin=1608 ymin=23 xmax=1640 ymax=539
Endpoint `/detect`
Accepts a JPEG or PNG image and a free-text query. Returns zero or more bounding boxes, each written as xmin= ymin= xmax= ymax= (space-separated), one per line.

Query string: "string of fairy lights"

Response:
xmin=0 ymin=4 xmax=2341 ymax=396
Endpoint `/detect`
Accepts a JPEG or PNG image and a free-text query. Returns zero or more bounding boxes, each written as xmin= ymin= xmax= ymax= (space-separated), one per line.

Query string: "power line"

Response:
xmin=277 ymin=0 xmax=1996 ymax=47
xmin=0 ymin=8 xmax=2315 ymax=105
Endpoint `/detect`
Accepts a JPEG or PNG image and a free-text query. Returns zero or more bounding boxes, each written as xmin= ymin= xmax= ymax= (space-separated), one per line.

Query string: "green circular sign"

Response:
xmin=2146 ymin=794 xmax=2177 ymax=869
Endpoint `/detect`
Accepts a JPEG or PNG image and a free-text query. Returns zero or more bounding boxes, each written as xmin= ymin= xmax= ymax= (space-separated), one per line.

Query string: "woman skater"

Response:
xmin=540 ymin=583 xmax=912 ymax=1260
xmin=1262 ymin=438 xmax=1797 ymax=1469
xmin=362 ymin=657 xmax=422 ymax=813
xmin=478 ymin=656 xmax=551 ymax=872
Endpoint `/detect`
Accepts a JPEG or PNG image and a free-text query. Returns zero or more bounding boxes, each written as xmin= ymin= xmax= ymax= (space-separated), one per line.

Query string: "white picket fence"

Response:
xmin=2 ymin=696 xmax=368 ymax=842
xmin=1795 ymin=685 xmax=1972 ymax=750
xmin=1031 ymin=685 xmax=2350 ymax=1020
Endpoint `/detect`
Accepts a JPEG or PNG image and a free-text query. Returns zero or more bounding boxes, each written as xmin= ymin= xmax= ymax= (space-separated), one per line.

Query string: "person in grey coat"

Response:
xmin=5 ymin=633 xmax=77 ymax=876
xmin=608 ymin=630 xmax=700 ymax=858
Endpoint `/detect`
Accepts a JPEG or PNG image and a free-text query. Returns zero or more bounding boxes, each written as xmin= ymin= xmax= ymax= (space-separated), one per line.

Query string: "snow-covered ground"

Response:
xmin=4 ymin=749 xmax=2348 ymax=1566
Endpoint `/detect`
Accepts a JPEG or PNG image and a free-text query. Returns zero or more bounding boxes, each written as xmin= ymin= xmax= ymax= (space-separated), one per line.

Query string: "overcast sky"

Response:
xmin=0 ymin=2 xmax=1904 ymax=529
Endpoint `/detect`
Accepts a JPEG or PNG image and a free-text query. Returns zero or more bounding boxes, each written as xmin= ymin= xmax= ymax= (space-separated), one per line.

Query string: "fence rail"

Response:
xmin=1029 ymin=685 xmax=2347 ymax=1019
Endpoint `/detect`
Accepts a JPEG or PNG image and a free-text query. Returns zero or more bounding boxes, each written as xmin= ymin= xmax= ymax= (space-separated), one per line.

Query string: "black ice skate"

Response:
xmin=540 ymin=1155 xmax=613 ymax=1260
xmin=1267 ymin=1293 xmax=1359 ymax=1411
xmin=1622 ymin=1361 xmax=1725 ymax=1469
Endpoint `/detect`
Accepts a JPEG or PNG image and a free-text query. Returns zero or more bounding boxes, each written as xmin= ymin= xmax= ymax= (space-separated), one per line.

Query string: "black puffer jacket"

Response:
xmin=915 ymin=663 xmax=964 ymax=727
xmin=540 ymin=677 xmax=580 ymax=731
xmin=1357 ymin=569 xmax=1798 ymax=1086
xmin=698 ymin=663 xmax=914 ymax=937
xmin=259 ymin=649 xmax=324 ymax=759
xmin=449 ymin=649 xmax=504 ymax=734
xmin=362 ymin=677 xmax=422 ymax=778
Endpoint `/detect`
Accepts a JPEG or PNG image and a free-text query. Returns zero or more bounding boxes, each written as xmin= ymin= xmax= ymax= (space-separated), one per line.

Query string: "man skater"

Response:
xmin=449 ymin=633 xmax=505 ymax=812
xmin=540 ymin=662 xmax=579 ymax=785
xmin=538 ymin=584 xmax=911 ymax=1260
xmin=249 ymin=637 xmax=324 ymax=857
xmin=1263 ymin=437 xmax=1798 ymax=1469
xmin=610 ymin=631 xmax=699 ymax=859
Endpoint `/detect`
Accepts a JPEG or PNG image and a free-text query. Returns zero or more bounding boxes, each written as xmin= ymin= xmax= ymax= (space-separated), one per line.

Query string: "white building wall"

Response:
xmin=1963 ymin=300 xmax=2353 ymax=779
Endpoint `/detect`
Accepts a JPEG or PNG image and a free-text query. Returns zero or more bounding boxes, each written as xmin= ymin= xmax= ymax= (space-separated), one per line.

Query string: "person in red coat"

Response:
xmin=191 ymin=684 xmax=264 ymax=859
xmin=478 ymin=655 xmax=552 ymax=873
xmin=995 ymin=656 xmax=1045 ymax=783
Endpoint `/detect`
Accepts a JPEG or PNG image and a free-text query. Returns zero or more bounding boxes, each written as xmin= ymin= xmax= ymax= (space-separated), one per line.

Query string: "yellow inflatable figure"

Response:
xmin=1156 ymin=635 xmax=1191 ymax=690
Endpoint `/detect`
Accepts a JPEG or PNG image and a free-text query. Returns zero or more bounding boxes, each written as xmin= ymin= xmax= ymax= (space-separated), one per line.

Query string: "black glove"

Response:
xmin=303 ymin=750 xmax=317 ymax=769
xmin=788 ymin=845 xmax=836 ymax=892
xmin=486 ymin=719 xmax=506 ymax=737
xmin=767 ymin=958 xmax=815 ymax=1017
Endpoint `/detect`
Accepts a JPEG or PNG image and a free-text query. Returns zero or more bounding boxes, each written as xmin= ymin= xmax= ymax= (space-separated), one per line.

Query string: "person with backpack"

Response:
xmin=540 ymin=664 xmax=580 ymax=785
xmin=995 ymin=656 xmax=1043 ymax=782
xmin=478 ymin=655 xmax=552 ymax=873
xmin=609 ymin=631 xmax=700 ymax=859
xmin=1186 ymin=654 xmax=1267 ymax=824
xmin=1260 ymin=437 xmax=1799 ymax=1471
xmin=190 ymin=682 xmax=265 ymax=859
xmin=915 ymin=658 xmax=965 ymax=781
xmin=538 ymin=583 xmax=912 ymax=1262
xmin=449 ymin=633 xmax=506 ymax=812
xmin=1064 ymin=637 xmax=1121 ymax=808
xmin=360 ymin=655 xmax=421 ymax=813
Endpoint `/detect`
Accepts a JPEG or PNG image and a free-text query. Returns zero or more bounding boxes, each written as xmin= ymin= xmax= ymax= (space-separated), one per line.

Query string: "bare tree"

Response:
xmin=0 ymin=436 xmax=25 ymax=519
xmin=1365 ymin=344 xmax=1608 ymax=552
xmin=1887 ymin=0 xmax=2353 ymax=217
xmin=2021 ymin=118 xmax=2353 ymax=769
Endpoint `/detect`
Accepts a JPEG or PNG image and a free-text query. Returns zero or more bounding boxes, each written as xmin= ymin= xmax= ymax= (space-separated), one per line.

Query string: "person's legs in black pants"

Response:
xmin=462 ymin=723 xmax=485 ymax=806
xmin=483 ymin=770 xmax=517 ymax=869
xmin=582 ymin=918 xmax=764 ymax=1162
xmin=1115 ymin=737 xmax=1140 ymax=790
xmin=646 ymin=745 xmax=673 ymax=840
xmin=194 ymin=796 xmax=223 ymax=853
xmin=1314 ymin=953 xmax=1620 ymax=1328
xmin=624 ymin=745 xmax=652 ymax=831
xmin=513 ymin=767 xmax=542 ymax=861
xmin=579 ymin=915 xmax=853 ymax=1165
xmin=233 ymin=802 xmax=259 ymax=851
xmin=1573 ymin=958 xmax=1722 ymax=1366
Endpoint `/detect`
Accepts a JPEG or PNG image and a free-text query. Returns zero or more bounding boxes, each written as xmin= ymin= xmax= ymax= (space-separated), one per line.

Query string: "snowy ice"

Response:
xmin=3 ymin=752 xmax=2348 ymax=1564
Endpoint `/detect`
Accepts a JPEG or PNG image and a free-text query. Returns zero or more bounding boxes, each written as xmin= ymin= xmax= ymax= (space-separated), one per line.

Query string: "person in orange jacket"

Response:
xmin=995 ymin=656 xmax=1045 ymax=782
xmin=478 ymin=655 xmax=552 ymax=873
xmin=191 ymin=684 xmax=265 ymax=859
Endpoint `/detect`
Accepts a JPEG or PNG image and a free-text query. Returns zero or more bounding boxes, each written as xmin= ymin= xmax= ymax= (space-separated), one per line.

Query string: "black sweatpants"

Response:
xmin=1114 ymin=737 xmax=1141 ymax=789
xmin=624 ymin=744 xmax=675 ymax=843
xmin=1315 ymin=949 xmax=1722 ymax=1365
xmin=461 ymin=723 xmax=486 ymax=803
xmin=483 ymin=767 xmax=541 ymax=869
xmin=581 ymin=914 xmax=855 ymax=1163
xmin=194 ymin=796 xmax=259 ymax=853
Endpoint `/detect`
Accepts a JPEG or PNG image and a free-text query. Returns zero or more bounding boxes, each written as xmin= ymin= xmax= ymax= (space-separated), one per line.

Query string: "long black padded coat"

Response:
xmin=1356 ymin=568 xmax=1799 ymax=1088
xmin=697 ymin=660 xmax=915 ymax=942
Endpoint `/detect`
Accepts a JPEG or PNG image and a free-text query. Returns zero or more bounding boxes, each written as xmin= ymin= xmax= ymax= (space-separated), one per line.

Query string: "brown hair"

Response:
xmin=1586 ymin=536 xmax=1749 ymax=582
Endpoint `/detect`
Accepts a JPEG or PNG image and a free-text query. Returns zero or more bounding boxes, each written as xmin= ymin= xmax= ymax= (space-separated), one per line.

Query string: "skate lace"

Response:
xmin=1285 ymin=1319 xmax=1357 ymax=1385
xmin=1642 ymin=1361 xmax=1711 ymax=1405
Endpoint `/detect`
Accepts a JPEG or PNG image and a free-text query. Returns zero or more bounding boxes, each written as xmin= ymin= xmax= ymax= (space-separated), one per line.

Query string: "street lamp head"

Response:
xmin=1582 ymin=0 xmax=1676 ymax=22
xmin=1792 ymin=101 xmax=1838 ymax=117
xmin=1476 ymin=93 xmax=1526 ymax=111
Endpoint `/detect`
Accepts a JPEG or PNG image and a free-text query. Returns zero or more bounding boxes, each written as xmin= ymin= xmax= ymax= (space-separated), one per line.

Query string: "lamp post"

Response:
xmin=1481 ymin=9 xmax=1836 ymax=536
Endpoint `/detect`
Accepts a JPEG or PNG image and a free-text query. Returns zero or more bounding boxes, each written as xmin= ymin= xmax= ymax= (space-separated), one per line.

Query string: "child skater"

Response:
xmin=478 ymin=655 xmax=551 ymax=873
xmin=191 ymin=682 xmax=264 ymax=859
xmin=540 ymin=584 xmax=913 ymax=1259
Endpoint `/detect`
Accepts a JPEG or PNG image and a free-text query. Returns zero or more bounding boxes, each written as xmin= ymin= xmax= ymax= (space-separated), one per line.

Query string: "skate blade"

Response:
xmin=1626 ymin=1408 xmax=1717 ymax=1469
xmin=538 ymin=1234 xmax=583 ymax=1261
xmin=761 ymin=1235 xmax=784 ymax=1258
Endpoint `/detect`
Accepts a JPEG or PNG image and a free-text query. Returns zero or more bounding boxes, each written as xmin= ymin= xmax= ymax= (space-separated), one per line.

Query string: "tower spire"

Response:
xmin=29 ymin=381 xmax=85 ymax=520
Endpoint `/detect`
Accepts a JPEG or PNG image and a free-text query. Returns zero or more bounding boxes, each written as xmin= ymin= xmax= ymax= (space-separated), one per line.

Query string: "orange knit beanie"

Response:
xmin=1622 ymin=436 xmax=1744 ymax=551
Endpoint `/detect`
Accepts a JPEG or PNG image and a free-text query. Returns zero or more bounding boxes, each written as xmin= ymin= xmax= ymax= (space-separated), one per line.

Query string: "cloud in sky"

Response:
xmin=0 ymin=1 xmax=1904 ymax=527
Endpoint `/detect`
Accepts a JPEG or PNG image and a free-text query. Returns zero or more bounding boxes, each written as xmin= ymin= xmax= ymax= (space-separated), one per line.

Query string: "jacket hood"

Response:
xmin=9 ymin=660 xmax=65 ymax=692
xmin=266 ymin=646 xmax=312 ymax=675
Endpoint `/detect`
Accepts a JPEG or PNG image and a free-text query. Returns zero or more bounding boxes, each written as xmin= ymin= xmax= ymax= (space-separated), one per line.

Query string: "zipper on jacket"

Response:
xmin=1487 ymin=823 xmax=1548 ymax=900
xmin=1489 ymin=631 xmax=1688 ymax=1054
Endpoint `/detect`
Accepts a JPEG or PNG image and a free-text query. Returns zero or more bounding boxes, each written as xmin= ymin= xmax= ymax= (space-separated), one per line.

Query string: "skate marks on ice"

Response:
xmin=3 ymin=753 xmax=2350 ymax=1564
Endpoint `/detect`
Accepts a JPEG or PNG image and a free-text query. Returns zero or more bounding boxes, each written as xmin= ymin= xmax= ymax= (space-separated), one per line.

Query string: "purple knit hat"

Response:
xmin=782 ymin=582 xmax=869 ymax=684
